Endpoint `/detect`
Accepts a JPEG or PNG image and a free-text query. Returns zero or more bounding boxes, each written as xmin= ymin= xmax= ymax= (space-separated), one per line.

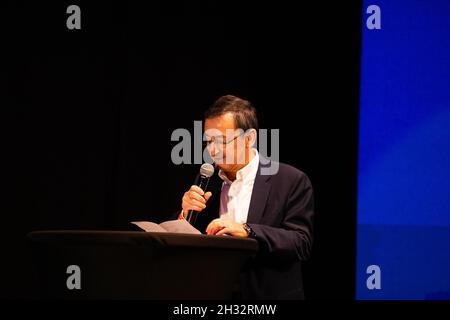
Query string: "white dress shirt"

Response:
xmin=218 ymin=149 xmax=259 ymax=223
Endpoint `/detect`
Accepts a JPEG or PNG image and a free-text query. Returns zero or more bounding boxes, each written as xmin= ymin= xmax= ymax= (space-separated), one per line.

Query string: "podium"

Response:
xmin=27 ymin=230 xmax=258 ymax=299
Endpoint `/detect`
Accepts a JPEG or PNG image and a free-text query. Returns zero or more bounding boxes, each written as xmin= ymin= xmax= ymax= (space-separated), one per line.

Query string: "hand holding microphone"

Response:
xmin=182 ymin=163 xmax=215 ymax=225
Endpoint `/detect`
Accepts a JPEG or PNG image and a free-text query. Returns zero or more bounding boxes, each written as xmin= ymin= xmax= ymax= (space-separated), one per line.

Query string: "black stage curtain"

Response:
xmin=0 ymin=1 xmax=362 ymax=299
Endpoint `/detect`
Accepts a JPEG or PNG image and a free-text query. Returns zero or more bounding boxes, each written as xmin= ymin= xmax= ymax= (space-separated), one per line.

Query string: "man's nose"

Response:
xmin=209 ymin=143 xmax=217 ymax=157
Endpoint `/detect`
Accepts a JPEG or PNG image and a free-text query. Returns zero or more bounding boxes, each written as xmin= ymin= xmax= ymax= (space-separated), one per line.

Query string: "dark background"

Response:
xmin=1 ymin=1 xmax=362 ymax=299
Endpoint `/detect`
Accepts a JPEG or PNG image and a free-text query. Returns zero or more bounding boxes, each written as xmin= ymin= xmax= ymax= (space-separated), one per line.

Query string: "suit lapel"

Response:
xmin=207 ymin=172 xmax=222 ymax=219
xmin=247 ymin=160 xmax=272 ymax=224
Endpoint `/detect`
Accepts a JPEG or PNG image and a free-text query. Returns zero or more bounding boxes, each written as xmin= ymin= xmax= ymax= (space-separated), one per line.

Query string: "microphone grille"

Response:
xmin=200 ymin=163 xmax=215 ymax=178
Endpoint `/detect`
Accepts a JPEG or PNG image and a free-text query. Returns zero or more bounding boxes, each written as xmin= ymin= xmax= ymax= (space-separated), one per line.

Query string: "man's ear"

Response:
xmin=246 ymin=128 xmax=257 ymax=147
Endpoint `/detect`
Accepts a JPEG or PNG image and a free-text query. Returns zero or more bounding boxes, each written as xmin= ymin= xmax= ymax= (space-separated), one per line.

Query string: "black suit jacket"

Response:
xmin=178 ymin=157 xmax=314 ymax=300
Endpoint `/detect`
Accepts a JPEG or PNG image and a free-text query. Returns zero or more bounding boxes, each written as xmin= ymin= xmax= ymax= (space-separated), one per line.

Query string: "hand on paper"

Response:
xmin=206 ymin=218 xmax=248 ymax=237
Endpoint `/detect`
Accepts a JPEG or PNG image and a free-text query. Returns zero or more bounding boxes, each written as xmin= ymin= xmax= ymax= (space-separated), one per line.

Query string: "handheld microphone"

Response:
xmin=186 ymin=163 xmax=215 ymax=225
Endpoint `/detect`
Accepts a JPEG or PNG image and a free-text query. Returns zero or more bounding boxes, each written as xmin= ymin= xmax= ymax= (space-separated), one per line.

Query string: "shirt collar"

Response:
xmin=218 ymin=149 xmax=259 ymax=184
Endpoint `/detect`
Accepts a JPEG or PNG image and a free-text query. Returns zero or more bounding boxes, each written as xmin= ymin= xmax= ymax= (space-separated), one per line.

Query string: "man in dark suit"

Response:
xmin=178 ymin=95 xmax=314 ymax=299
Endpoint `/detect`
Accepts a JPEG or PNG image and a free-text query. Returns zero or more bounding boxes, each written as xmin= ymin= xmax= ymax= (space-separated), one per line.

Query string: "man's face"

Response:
xmin=204 ymin=112 xmax=249 ymax=172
